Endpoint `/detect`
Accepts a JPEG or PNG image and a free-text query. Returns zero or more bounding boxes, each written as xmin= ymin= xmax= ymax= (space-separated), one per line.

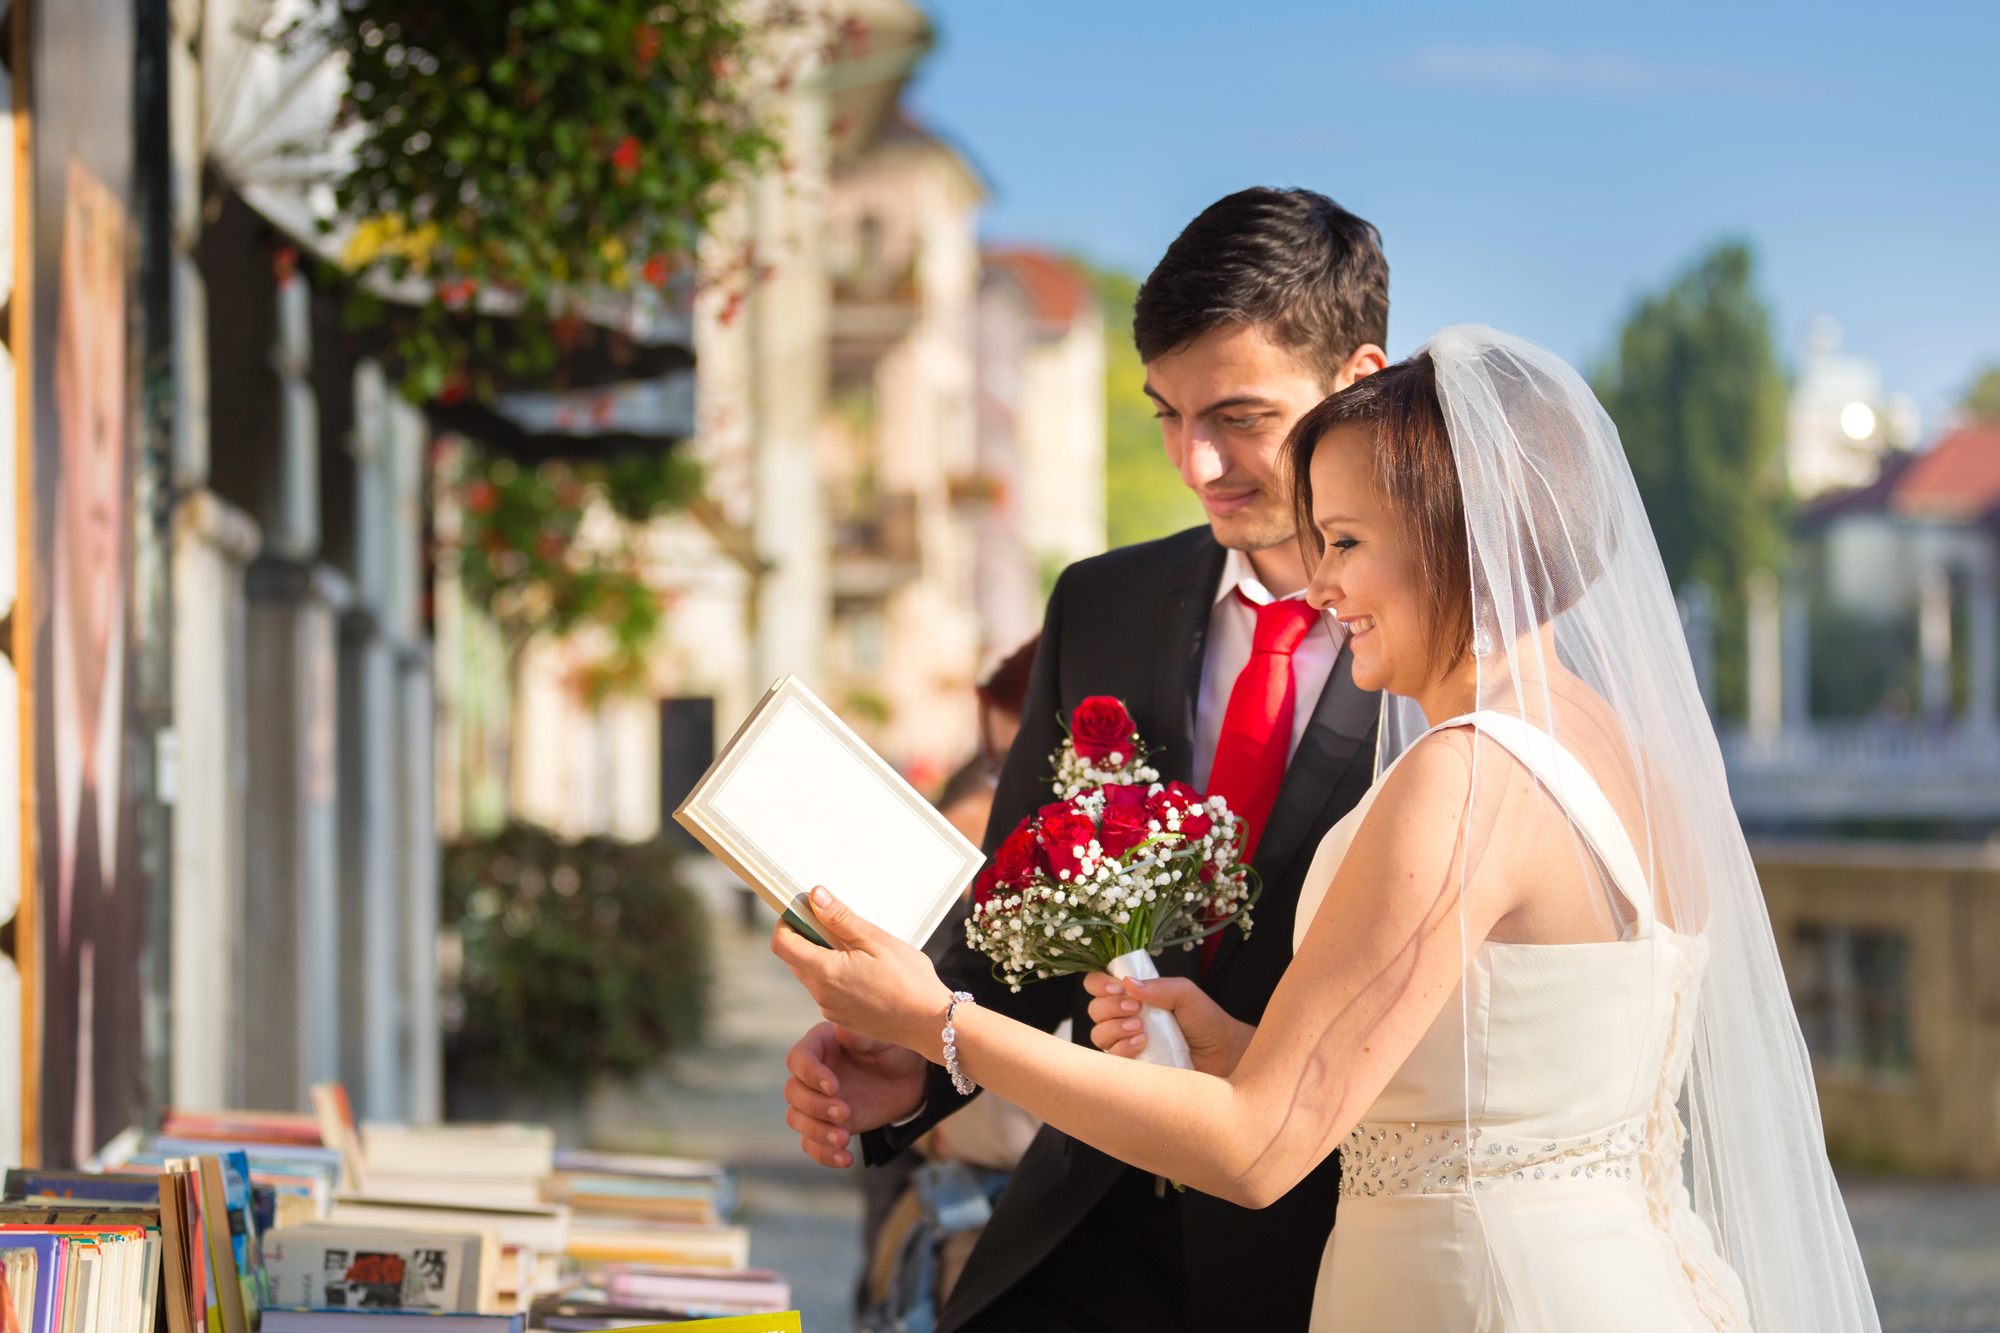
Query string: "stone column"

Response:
xmin=1968 ymin=543 xmax=1997 ymax=734
xmin=1747 ymin=570 xmax=1782 ymax=744
xmin=168 ymin=491 xmax=260 ymax=1111
xmin=1782 ymin=569 xmax=1811 ymax=731
xmin=243 ymin=561 xmax=351 ymax=1110
xmin=338 ymin=609 xmax=400 ymax=1121
xmin=746 ymin=85 xmax=830 ymax=693
xmin=398 ymin=649 xmax=441 ymax=1123
xmin=1919 ymin=561 xmax=1953 ymax=725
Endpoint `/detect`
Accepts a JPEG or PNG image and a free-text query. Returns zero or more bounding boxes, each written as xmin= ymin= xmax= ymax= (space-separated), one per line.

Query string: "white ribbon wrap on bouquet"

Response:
xmin=1106 ymin=948 xmax=1194 ymax=1070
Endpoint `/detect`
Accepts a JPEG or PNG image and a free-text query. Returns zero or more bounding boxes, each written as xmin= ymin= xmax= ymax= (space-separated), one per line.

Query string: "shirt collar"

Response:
xmin=1214 ymin=545 xmax=1314 ymax=609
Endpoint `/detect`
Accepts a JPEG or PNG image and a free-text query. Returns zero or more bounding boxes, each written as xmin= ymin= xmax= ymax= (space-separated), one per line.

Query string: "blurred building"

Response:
xmin=976 ymin=247 xmax=1107 ymax=656
xmin=510 ymin=4 xmax=1106 ymax=840
xmin=0 ymin=0 xmax=448 ymax=1166
xmin=1757 ymin=839 xmax=2000 ymax=1177
xmin=1724 ymin=423 xmax=2000 ymax=828
xmin=1787 ymin=317 xmax=1921 ymax=500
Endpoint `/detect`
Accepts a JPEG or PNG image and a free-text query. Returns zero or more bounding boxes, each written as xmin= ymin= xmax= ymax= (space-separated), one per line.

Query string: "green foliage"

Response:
xmin=1091 ymin=266 xmax=1207 ymax=548
xmin=1964 ymin=364 xmax=2000 ymax=423
xmin=295 ymin=0 xmax=784 ymax=399
xmin=448 ymin=443 xmax=701 ymax=698
xmin=1592 ymin=242 xmax=1790 ymax=718
xmin=442 ymin=823 xmax=710 ymax=1086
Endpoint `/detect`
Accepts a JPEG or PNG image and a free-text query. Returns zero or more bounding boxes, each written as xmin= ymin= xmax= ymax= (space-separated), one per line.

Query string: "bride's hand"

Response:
xmin=771 ymin=887 xmax=956 ymax=1058
xmin=1083 ymin=971 xmax=1256 ymax=1078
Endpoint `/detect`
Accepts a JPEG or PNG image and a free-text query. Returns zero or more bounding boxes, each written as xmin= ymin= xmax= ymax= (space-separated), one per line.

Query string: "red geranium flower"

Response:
xmin=642 ymin=254 xmax=670 ymax=287
xmin=1069 ymin=696 xmax=1134 ymax=761
xmin=611 ymin=135 xmax=642 ymax=175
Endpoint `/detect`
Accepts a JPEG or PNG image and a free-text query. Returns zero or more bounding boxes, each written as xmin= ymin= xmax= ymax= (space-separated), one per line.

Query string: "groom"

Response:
xmin=784 ymin=187 xmax=1390 ymax=1331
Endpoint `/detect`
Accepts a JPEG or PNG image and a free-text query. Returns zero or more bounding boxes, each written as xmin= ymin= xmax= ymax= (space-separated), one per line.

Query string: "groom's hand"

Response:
xmin=782 ymin=1022 xmax=928 ymax=1169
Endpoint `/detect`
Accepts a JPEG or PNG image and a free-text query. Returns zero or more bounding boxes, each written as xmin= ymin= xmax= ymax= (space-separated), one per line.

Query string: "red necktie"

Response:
xmin=1202 ymin=590 xmax=1322 ymax=970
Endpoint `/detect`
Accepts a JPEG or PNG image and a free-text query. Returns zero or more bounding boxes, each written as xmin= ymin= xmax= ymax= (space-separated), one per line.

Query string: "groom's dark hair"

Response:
xmin=1134 ymin=187 xmax=1388 ymax=387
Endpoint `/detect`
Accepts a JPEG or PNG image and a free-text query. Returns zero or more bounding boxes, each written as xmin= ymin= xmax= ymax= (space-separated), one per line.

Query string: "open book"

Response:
xmin=673 ymin=677 xmax=984 ymax=948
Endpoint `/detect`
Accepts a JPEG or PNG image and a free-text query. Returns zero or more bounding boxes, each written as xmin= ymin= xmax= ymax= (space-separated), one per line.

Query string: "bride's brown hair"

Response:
xmin=1286 ymin=352 xmax=1472 ymax=680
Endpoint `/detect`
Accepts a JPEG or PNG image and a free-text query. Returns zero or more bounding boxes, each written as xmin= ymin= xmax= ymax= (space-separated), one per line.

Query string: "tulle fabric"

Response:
xmin=1420 ymin=326 xmax=1878 ymax=1332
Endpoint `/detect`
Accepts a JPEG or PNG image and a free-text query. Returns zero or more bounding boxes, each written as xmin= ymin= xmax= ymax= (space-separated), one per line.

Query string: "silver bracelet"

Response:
xmin=943 ymin=992 xmax=977 ymax=1096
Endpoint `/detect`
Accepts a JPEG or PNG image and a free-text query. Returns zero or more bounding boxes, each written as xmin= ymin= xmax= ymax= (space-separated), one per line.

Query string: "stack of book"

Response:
xmin=361 ymin=1123 xmax=555 ymax=1209
xmin=545 ymin=1150 xmax=749 ymax=1271
xmin=0 ymin=1196 xmax=163 ymax=1332
xmin=5 ymin=1081 xmax=789 ymax=1328
xmin=2 ymin=1151 xmax=265 ymax=1332
xmin=344 ymin=1121 xmax=568 ymax=1308
xmin=533 ymin=1264 xmax=791 ymax=1328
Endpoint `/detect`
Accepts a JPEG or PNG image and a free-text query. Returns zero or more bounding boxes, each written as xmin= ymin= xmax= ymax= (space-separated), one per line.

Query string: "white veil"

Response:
xmin=1420 ymin=326 xmax=1877 ymax=1331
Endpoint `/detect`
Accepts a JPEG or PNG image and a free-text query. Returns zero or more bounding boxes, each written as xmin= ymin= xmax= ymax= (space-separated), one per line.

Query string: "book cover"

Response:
xmin=196 ymin=1158 xmax=250 ymax=1333
xmin=262 ymin=1228 xmax=479 ymax=1313
xmin=0 ymin=1246 xmax=31 ymax=1333
xmin=673 ymin=676 xmax=983 ymax=949
xmin=258 ymin=1311 xmax=524 ymax=1332
xmin=3 ymin=1171 xmax=161 ymax=1207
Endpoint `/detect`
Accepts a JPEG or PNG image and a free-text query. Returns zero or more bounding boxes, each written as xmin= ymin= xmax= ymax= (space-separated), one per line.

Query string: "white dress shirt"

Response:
xmin=1190 ymin=547 xmax=1346 ymax=793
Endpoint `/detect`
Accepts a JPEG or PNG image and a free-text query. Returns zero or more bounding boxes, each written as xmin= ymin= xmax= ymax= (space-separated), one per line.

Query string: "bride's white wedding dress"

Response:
xmin=1293 ymin=710 xmax=1753 ymax=1331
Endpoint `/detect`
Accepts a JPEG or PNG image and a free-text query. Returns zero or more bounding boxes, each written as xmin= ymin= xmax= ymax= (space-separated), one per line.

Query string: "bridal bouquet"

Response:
xmin=964 ymin=697 xmax=1257 ymax=1068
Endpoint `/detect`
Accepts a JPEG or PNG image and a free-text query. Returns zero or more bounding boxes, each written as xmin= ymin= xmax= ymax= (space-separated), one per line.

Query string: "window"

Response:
xmin=659 ymin=696 xmax=716 ymax=849
xmin=1792 ymin=924 xmax=1912 ymax=1075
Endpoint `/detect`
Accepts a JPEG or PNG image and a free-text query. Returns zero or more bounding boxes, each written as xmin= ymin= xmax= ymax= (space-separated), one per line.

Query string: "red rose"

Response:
xmin=1036 ymin=810 xmax=1098 ymax=880
xmin=1101 ymin=783 xmax=1150 ymax=808
xmin=1069 ymin=696 xmax=1135 ymax=761
xmin=972 ymin=864 xmax=999 ymax=906
xmin=1097 ymin=801 xmax=1152 ymax=859
xmin=994 ymin=822 xmax=1040 ymax=887
xmin=1148 ymin=782 xmax=1213 ymax=840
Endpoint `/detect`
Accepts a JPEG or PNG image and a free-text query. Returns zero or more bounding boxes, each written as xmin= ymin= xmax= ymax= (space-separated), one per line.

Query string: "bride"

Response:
xmin=775 ymin=326 xmax=1880 ymax=1331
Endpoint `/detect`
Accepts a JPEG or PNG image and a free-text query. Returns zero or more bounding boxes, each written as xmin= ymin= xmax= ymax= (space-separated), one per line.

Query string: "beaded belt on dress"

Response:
xmin=1339 ymin=1118 xmax=1644 ymax=1198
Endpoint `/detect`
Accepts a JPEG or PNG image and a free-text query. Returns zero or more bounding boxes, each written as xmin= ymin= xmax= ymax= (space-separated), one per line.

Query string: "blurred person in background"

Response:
xmin=936 ymin=637 xmax=1038 ymax=845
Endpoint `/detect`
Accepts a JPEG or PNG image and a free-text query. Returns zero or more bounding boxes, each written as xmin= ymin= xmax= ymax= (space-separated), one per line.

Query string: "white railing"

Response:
xmin=1720 ymin=723 xmax=2000 ymax=820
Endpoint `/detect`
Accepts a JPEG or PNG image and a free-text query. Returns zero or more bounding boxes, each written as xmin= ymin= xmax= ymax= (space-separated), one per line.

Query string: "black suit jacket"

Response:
xmin=862 ymin=526 xmax=1382 ymax=1332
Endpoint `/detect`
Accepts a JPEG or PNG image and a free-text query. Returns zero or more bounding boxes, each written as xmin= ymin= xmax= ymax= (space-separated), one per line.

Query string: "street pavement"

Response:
xmin=586 ymin=870 xmax=862 ymax=1332
xmin=1847 ymin=1174 xmax=2000 ymax=1332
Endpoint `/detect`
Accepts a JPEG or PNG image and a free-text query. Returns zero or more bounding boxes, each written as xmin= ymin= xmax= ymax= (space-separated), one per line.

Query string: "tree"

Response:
xmin=1964 ymin=365 xmax=2000 ymax=422
xmin=1592 ymin=242 xmax=1789 ymax=718
xmin=1090 ymin=267 xmax=1206 ymax=548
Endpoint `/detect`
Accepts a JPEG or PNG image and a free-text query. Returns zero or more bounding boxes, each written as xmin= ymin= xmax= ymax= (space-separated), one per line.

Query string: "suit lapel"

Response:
xmin=1150 ymin=534 xmax=1226 ymax=790
xmin=1152 ymin=534 xmax=1225 ymax=982
xmin=1207 ymin=643 xmax=1379 ymax=978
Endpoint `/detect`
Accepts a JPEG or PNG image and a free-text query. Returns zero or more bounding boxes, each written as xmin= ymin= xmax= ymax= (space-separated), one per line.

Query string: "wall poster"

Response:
xmin=26 ymin=0 xmax=142 ymax=1166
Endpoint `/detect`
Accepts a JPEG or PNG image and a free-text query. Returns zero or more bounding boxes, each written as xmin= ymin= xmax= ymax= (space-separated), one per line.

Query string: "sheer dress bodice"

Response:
xmin=1292 ymin=712 xmax=1752 ymax=1331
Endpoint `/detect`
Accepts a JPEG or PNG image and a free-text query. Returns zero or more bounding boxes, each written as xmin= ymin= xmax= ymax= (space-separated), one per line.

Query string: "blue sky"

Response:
xmin=907 ymin=1 xmax=1999 ymax=433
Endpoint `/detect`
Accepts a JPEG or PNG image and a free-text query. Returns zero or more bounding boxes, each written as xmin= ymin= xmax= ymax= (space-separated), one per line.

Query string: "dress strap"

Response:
xmin=1424 ymin=710 xmax=1656 ymax=937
